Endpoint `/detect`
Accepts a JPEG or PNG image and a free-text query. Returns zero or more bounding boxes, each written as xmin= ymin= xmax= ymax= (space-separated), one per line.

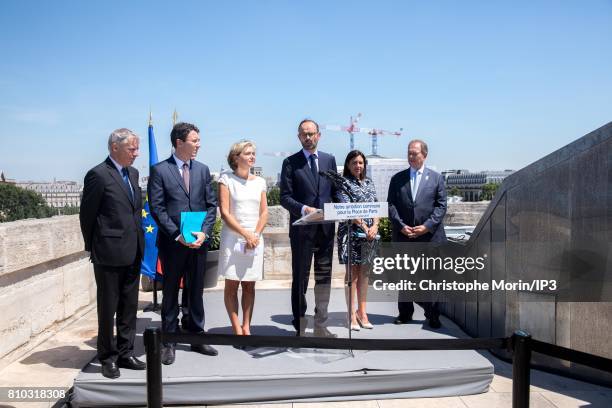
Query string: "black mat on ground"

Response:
xmin=71 ymin=288 xmax=493 ymax=407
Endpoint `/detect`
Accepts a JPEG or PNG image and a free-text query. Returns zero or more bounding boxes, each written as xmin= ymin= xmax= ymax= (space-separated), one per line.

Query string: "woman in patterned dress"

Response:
xmin=336 ymin=150 xmax=380 ymax=330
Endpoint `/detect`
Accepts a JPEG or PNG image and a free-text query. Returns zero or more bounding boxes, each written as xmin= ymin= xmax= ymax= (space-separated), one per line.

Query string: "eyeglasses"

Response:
xmin=299 ymin=132 xmax=319 ymax=138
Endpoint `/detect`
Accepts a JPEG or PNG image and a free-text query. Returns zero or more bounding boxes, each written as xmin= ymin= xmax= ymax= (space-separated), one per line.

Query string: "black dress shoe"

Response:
xmin=428 ymin=316 xmax=442 ymax=329
xmin=394 ymin=315 xmax=413 ymax=324
xmin=161 ymin=345 xmax=175 ymax=365
xmin=101 ymin=361 xmax=120 ymax=379
xmin=191 ymin=344 xmax=218 ymax=356
xmin=117 ymin=356 xmax=146 ymax=370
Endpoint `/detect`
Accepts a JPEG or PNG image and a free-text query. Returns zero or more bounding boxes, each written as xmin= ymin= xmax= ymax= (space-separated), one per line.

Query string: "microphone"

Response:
xmin=319 ymin=169 xmax=343 ymax=181
xmin=319 ymin=170 xmax=356 ymax=201
xmin=319 ymin=169 xmax=346 ymax=186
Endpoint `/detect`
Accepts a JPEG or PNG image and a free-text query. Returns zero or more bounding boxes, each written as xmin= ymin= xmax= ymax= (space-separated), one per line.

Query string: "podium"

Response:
xmin=292 ymin=201 xmax=388 ymax=343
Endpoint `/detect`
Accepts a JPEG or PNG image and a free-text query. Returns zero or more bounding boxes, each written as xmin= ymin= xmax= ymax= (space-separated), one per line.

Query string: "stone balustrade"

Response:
xmin=0 ymin=202 xmax=487 ymax=359
xmin=0 ymin=216 xmax=95 ymax=360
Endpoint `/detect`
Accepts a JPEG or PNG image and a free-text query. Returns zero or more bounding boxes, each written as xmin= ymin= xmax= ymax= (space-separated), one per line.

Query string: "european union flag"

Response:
xmin=140 ymin=121 xmax=160 ymax=280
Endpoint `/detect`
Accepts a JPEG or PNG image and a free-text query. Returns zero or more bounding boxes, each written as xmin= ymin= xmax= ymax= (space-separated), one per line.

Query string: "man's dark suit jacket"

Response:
xmin=147 ymin=156 xmax=217 ymax=336
xmin=80 ymin=157 xmax=144 ymax=266
xmin=387 ymin=167 xmax=447 ymax=243
xmin=80 ymin=156 xmax=144 ymax=364
xmin=147 ymin=156 xmax=217 ymax=245
xmin=280 ymin=150 xmax=337 ymax=238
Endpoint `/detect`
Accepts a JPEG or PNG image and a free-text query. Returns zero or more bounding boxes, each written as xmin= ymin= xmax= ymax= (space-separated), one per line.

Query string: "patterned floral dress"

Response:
xmin=336 ymin=176 xmax=379 ymax=265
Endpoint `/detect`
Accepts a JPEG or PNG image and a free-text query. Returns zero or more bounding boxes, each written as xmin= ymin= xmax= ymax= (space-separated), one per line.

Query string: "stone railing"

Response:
xmin=0 ymin=216 xmax=95 ymax=360
xmin=442 ymin=121 xmax=612 ymax=385
xmin=444 ymin=201 xmax=489 ymax=226
xmin=0 ymin=202 xmax=487 ymax=360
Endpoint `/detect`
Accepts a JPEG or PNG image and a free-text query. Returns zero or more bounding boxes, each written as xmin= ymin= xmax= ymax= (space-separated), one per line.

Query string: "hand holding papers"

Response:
xmin=180 ymin=211 xmax=207 ymax=247
xmin=355 ymin=231 xmax=381 ymax=240
xmin=292 ymin=209 xmax=324 ymax=225
xmin=233 ymin=239 xmax=262 ymax=256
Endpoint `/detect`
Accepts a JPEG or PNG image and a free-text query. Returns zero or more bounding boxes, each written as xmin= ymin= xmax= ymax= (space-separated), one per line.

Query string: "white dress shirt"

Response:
xmin=410 ymin=165 xmax=424 ymax=201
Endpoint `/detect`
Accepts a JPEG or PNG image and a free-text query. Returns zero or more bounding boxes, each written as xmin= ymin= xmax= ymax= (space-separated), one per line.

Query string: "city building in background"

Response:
xmin=365 ymin=155 xmax=410 ymax=200
xmin=442 ymin=169 xmax=470 ymax=179
xmin=264 ymin=176 xmax=277 ymax=188
xmin=444 ymin=170 xmax=514 ymax=201
xmin=17 ymin=179 xmax=82 ymax=208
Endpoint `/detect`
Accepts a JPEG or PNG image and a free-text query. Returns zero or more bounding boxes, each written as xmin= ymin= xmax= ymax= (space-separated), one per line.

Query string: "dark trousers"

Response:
xmin=158 ymin=241 xmax=207 ymax=345
xmin=181 ymin=283 xmax=190 ymax=329
xmin=93 ymin=263 xmax=140 ymax=364
xmin=290 ymin=225 xmax=334 ymax=329
xmin=398 ymin=299 xmax=440 ymax=320
xmin=397 ymin=241 xmax=441 ymax=321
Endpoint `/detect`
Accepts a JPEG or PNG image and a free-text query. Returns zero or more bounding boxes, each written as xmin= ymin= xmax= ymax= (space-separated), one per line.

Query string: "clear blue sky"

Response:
xmin=1 ymin=1 xmax=611 ymax=182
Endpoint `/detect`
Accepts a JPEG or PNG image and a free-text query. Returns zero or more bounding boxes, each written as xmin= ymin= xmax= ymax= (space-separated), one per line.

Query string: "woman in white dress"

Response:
xmin=218 ymin=140 xmax=268 ymax=335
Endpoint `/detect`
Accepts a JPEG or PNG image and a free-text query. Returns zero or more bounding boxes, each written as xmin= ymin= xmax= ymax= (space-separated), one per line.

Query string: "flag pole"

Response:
xmin=143 ymin=108 xmax=161 ymax=312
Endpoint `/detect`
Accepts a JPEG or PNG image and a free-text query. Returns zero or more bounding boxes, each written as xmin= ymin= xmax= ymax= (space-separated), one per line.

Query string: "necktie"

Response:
xmin=309 ymin=154 xmax=319 ymax=186
xmin=411 ymin=171 xmax=417 ymax=200
xmin=121 ymin=168 xmax=134 ymax=203
xmin=182 ymin=162 xmax=190 ymax=193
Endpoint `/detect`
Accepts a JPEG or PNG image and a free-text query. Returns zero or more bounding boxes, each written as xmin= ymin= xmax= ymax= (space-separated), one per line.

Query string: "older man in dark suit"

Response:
xmin=148 ymin=122 xmax=218 ymax=365
xmin=387 ymin=139 xmax=447 ymax=329
xmin=80 ymin=128 xmax=146 ymax=378
xmin=280 ymin=119 xmax=338 ymax=337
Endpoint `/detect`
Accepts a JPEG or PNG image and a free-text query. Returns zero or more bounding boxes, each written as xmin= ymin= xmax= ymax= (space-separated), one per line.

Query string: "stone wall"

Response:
xmin=0 ymin=216 xmax=84 ymax=276
xmin=0 ymin=201 xmax=487 ymax=359
xmin=445 ymin=202 xmax=489 ymax=226
xmin=442 ymin=121 xmax=612 ymax=384
xmin=0 ymin=216 xmax=95 ymax=359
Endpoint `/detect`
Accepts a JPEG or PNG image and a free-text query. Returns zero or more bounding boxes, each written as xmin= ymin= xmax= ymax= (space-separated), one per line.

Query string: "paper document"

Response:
xmin=292 ymin=209 xmax=329 ymax=226
xmin=233 ymin=240 xmax=261 ymax=256
xmin=180 ymin=211 xmax=207 ymax=244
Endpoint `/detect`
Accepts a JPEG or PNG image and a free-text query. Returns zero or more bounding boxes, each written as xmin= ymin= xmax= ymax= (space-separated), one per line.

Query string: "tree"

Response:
xmin=208 ymin=218 xmax=223 ymax=251
xmin=267 ymin=186 xmax=281 ymax=206
xmin=480 ymin=183 xmax=500 ymax=201
xmin=378 ymin=217 xmax=392 ymax=242
xmin=0 ymin=184 xmax=56 ymax=222
xmin=448 ymin=186 xmax=460 ymax=197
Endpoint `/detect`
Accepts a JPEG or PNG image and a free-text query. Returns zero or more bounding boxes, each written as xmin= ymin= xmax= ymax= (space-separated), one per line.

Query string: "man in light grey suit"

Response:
xmin=148 ymin=122 xmax=218 ymax=364
xmin=387 ymin=139 xmax=447 ymax=329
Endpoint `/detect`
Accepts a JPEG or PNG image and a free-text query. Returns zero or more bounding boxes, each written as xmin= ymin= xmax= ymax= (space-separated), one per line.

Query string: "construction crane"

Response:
xmin=363 ymin=128 xmax=403 ymax=156
xmin=322 ymin=113 xmax=402 ymax=155
xmin=322 ymin=113 xmax=363 ymax=151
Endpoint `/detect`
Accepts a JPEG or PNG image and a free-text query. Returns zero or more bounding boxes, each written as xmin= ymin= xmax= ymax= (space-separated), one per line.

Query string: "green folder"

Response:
xmin=180 ymin=211 xmax=207 ymax=244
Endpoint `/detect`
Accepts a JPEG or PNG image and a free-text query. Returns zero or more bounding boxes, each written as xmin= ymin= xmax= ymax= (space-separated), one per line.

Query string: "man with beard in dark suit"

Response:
xmin=80 ymin=128 xmax=146 ymax=378
xmin=280 ymin=119 xmax=338 ymax=337
xmin=387 ymin=139 xmax=447 ymax=329
xmin=148 ymin=122 xmax=218 ymax=365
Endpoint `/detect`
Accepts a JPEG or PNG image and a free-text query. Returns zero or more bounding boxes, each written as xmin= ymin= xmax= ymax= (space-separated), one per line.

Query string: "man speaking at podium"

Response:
xmin=280 ymin=119 xmax=338 ymax=337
